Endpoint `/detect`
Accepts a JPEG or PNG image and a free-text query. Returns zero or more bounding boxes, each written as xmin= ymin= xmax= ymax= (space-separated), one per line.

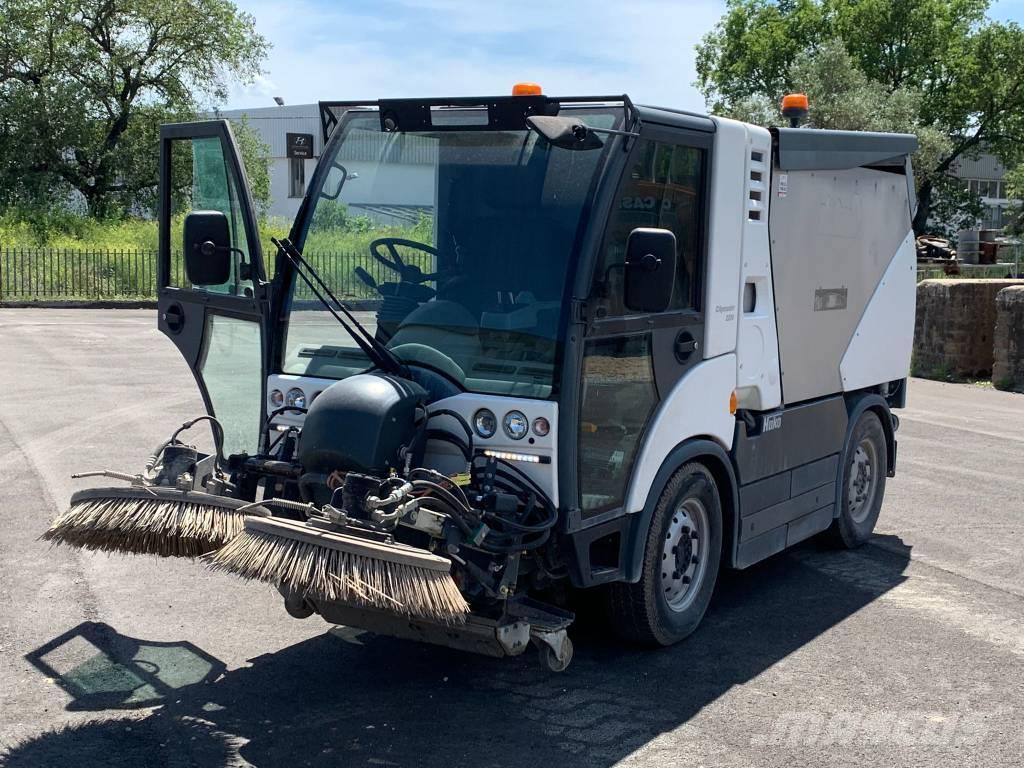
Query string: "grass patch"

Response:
xmin=0 ymin=209 xmax=434 ymax=301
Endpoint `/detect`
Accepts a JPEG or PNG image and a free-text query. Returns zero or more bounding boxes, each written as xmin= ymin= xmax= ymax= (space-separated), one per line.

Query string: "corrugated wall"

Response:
xmin=950 ymin=153 xmax=1008 ymax=181
xmin=217 ymin=105 xmax=323 ymax=158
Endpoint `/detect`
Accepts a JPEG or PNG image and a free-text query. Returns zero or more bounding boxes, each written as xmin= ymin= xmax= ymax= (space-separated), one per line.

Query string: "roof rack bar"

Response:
xmin=318 ymin=95 xmax=636 ymax=143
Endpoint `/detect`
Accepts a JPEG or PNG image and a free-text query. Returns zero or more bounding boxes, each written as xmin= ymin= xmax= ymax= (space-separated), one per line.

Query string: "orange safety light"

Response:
xmin=512 ymin=82 xmax=543 ymax=96
xmin=729 ymin=391 xmax=738 ymax=415
xmin=781 ymin=93 xmax=809 ymax=127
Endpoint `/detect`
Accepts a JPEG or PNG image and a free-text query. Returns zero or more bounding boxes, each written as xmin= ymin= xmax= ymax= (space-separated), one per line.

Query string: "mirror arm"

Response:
xmin=595 ymin=262 xmax=626 ymax=298
xmin=196 ymin=241 xmax=246 ymax=259
xmin=588 ymin=126 xmax=640 ymax=138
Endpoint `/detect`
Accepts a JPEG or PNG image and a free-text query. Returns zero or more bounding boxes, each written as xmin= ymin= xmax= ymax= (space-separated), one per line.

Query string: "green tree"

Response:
xmin=229 ymin=116 xmax=272 ymax=218
xmin=0 ymin=0 xmax=268 ymax=218
xmin=724 ymin=40 xmax=981 ymax=236
xmin=1006 ymin=164 xmax=1024 ymax=236
xmin=696 ymin=0 xmax=1024 ymax=235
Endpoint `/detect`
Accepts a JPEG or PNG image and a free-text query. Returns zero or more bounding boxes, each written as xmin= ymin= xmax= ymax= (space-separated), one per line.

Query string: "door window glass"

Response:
xmin=592 ymin=139 xmax=706 ymax=316
xmin=169 ymin=137 xmax=256 ymax=296
xmin=197 ymin=314 xmax=262 ymax=456
xmin=578 ymin=334 xmax=658 ymax=514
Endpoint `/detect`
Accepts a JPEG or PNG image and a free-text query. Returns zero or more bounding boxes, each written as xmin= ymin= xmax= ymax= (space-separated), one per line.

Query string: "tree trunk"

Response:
xmin=82 ymin=185 xmax=109 ymax=219
xmin=912 ymin=178 xmax=933 ymax=236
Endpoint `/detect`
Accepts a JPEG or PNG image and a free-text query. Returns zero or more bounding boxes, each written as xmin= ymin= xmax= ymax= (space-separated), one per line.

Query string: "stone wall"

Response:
xmin=993 ymin=286 xmax=1024 ymax=390
xmin=914 ymin=279 xmax=1024 ymax=378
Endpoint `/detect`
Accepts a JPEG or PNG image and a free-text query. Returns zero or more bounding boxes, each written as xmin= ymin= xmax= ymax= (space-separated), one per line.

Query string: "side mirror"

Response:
xmin=184 ymin=210 xmax=232 ymax=285
xmin=624 ymin=228 xmax=677 ymax=313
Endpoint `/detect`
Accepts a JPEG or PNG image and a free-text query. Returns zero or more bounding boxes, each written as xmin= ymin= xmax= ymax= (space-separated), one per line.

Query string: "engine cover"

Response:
xmin=299 ymin=373 xmax=427 ymax=476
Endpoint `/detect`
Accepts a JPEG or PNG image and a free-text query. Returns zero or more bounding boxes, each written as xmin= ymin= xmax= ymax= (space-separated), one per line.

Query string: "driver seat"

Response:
xmin=387 ymin=300 xmax=482 ymax=375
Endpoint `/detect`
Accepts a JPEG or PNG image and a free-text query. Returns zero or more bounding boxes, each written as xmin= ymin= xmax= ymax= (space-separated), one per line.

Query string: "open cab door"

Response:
xmin=157 ymin=121 xmax=268 ymax=458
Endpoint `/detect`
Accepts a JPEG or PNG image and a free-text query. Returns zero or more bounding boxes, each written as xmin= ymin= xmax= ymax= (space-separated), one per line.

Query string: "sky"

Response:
xmin=224 ymin=0 xmax=1024 ymax=113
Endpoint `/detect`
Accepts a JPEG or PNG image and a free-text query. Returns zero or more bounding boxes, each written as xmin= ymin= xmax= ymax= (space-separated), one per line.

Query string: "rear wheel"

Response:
xmin=609 ymin=462 xmax=722 ymax=646
xmin=825 ymin=409 xmax=887 ymax=548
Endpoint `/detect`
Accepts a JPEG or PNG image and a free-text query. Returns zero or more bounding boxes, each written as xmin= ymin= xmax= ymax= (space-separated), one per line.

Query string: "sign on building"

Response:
xmin=286 ymin=133 xmax=314 ymax=159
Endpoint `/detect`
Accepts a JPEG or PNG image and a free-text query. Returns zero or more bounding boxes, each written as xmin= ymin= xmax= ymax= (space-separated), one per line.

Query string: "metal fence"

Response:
xmin=1 ymin=248 xmax=167 ymax=300
xmin=0 ymin=247 xmax=417 ymax=301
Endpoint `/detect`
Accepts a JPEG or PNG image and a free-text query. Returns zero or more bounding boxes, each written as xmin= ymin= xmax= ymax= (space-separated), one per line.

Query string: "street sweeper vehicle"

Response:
xmin=46 ymin=88 xmax=918 ymax=671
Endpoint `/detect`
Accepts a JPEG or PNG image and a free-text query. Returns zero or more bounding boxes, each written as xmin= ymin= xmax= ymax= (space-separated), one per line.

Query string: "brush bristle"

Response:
xmin=43 ymin=495 xmax=247 ymax=557
xmin=207 ymin=527 xmax=470 ymax=623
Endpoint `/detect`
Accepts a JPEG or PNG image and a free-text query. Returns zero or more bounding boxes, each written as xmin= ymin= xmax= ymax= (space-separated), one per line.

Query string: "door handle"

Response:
xmin=674 ymin=332 xmax=699 ymax=362
xmin=163 ymin=303 xmax=185 ymax=334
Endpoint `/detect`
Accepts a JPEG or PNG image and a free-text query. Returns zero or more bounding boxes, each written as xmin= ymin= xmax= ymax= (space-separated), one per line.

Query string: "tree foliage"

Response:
xmin=0 ymin=0 xmax=268 ymax=219
xmin=229 ymin=116 xmax=272 ymax=218
xmin=1005 ymin=164 xmax=1024 ymax=236
xmin=696 ymin=0 xmax=1024 ymax=235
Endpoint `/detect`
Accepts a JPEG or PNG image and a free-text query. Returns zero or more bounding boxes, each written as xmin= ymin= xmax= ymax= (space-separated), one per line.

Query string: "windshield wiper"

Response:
xmin=272 ymin=237 xmax=408 ymax=377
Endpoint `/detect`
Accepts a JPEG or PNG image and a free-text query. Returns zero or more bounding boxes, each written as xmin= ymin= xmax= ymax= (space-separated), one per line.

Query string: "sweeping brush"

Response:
xmin=43 ymin=486 xmax=269 ymax=558
xmin=207 ymin=516 xmax=470 ymax=623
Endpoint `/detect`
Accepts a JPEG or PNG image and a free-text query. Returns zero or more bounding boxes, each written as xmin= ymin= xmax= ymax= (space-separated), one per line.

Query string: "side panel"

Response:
xmin=840 ymin=231 xmax=917 ymax=392
xmin=769 ymin=167 xmax=912 ymax=404
xmin=703 ymin=118 xmax=746 ymax=358
xmin=735 ymin=126 xmax=782 ymax=411
xmin=732 ymin=396 xmax=848 ymax=569
xmin=731 ymin=396 xmax=847 ymax=485
xmin=623 ymin=353 xmax=737 ymax=514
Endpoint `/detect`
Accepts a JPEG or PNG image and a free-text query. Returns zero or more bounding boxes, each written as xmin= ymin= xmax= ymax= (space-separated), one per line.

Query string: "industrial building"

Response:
xmin=950 ymin=153 xmax=1017 ymax=231
xmin=217 ymin=104 xmax=323 ymax=220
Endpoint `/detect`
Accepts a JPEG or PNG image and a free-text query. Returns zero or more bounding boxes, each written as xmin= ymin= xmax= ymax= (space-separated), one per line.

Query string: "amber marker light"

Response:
xmin=512 ymin=82 xmax=543 ymax=96
xmin=781 ymin=93 xmax=809 ymax=111
xmin=781 ymin=93 xmax=809 ymax=127
xmin=730 ymin=391 xmax=738 ymax=415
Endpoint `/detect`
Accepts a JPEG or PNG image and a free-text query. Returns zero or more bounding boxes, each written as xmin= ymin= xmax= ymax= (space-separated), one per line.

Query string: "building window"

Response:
xmin=289 ymin=158 xmax=305 ymax=198
xmin=964 ymin=178 xmax=1008 ymax=201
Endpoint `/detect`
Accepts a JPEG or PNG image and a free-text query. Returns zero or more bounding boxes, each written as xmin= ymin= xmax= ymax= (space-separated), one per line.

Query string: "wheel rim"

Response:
xmin=660 ymin=498 xmax=710 ymax=613
xmin=847 ymin=439 xmax=878 ymax=523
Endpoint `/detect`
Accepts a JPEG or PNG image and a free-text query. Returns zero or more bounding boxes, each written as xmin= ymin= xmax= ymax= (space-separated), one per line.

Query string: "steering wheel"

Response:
xmin=369 ymin=238 xmax=444 ymax=285
xmin=388 ymin=343 xmax=465 ymax=387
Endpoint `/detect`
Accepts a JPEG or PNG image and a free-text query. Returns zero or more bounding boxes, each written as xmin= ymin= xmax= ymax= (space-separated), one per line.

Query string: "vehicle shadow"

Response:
xmin=4 ymin=536 xmax=911 ymax=768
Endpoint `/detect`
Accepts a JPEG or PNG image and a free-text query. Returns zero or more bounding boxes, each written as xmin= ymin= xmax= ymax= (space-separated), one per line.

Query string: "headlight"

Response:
xmin=503 ymin=410 xmax=529 ymax=440
xmin=285 ymin=387 xmax=307 ymax=409
xmin=473 ymin=408 xmax=497 ymax=438
xmin=269 ymin=389 xmax=284 ymax=408
xmin=532 ymin=417 xmax=550 ymax=437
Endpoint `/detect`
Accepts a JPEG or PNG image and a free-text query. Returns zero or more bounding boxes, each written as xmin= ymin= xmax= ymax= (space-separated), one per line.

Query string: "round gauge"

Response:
xmin=269 ymin=389 xmax=284 ymax=408
xmin=532 ymin=416 xmax=550 ymax=437
xmin=285 ymin=387 xmax=307 ymax=409
xmin=503 ymin=410 xmax=529 ymax=440
xmin=473 ymin=408 xmax=497 ymax=439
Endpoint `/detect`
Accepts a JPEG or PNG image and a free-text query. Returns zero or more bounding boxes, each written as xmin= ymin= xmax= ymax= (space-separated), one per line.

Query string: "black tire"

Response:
xmin=608 ymin=462 xmax=722 ymax=647
xmin=825 ymin=409 xmax=887 ymax=548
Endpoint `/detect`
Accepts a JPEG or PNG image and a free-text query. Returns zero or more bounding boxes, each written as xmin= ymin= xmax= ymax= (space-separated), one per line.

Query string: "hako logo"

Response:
xmin=763 ymin=413 xmax=782 ymax=433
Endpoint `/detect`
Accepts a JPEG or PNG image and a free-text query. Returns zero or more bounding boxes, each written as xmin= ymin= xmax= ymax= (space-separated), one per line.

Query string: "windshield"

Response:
xmin=282 ymin=106 xmax=622 ymax=398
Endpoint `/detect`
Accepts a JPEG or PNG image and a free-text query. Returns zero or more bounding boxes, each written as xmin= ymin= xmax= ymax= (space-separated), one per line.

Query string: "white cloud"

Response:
xmin=226 ymin=0 xmax=725 ymax=112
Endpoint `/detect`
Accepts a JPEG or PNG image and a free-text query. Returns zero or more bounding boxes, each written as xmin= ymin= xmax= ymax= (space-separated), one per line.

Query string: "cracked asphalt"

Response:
xmin=0 ymin=308 xmax=1022 ymax=767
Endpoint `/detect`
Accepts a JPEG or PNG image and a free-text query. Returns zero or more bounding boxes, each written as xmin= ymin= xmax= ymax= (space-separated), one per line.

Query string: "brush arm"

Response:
xmin=71 ymin=470 xmax=143 ymax=483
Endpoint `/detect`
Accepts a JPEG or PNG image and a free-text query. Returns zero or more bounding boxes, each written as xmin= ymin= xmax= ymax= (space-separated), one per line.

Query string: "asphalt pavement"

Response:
xmin=0 ymin=308 xmax=1022 ymax=767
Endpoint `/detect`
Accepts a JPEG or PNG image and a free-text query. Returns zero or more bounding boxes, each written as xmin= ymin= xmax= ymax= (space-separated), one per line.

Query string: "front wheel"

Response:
xmin=608 ymin=462 xmax=722 ymax=647
xmin=825 ymin=409 xmax=887 ymax=548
